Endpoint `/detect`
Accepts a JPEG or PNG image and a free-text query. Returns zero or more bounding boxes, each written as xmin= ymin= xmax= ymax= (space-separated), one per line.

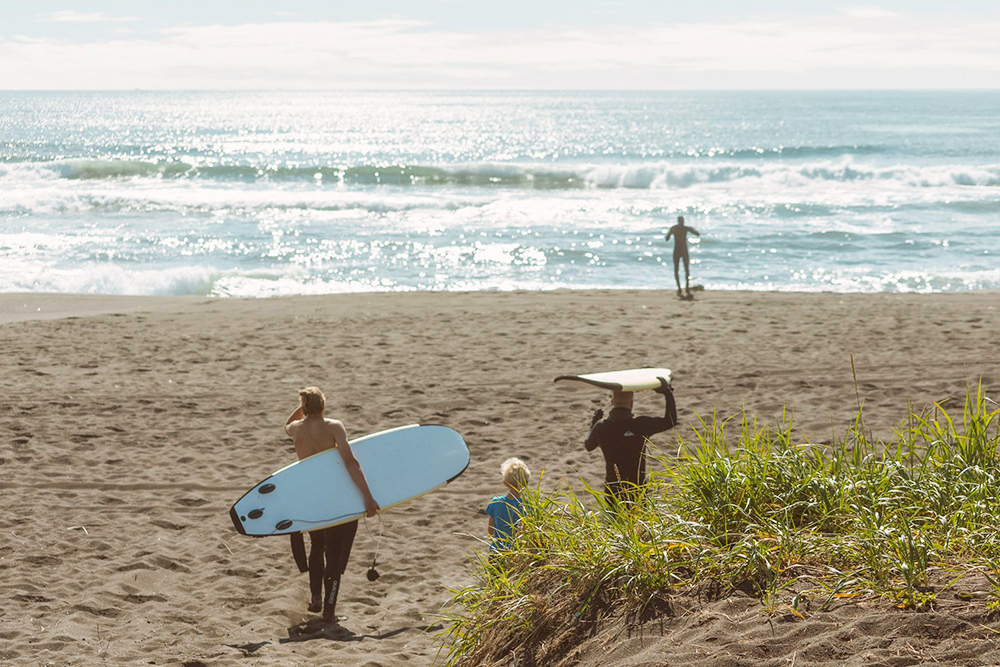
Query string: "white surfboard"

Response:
xmin=554 ymin=367 xmax=672 ymax=391
xmin=230 ymin=424 xmax=469 ymax=537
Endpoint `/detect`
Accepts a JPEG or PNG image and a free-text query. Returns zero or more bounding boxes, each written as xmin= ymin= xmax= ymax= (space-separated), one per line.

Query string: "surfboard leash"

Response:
xmin=363 ymin=513 xmax=385 ymax=582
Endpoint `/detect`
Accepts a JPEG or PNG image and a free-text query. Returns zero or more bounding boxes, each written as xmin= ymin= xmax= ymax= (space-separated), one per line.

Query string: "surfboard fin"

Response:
xmin=290 ymin=532 xmax=308 ymax=573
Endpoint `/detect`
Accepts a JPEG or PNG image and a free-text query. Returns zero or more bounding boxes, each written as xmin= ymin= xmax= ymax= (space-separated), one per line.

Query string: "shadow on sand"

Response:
xmin=280 ymin=618 xmax=443 ymax=644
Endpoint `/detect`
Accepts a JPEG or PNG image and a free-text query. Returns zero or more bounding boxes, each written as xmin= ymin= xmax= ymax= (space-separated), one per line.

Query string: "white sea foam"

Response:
xmin=0 ymin=179 xmax=491 ymax=216
xmin=578 ymin=160 xmax=1000 ymax=190
xmin=0 ymin=262 xmax=219 ymax=296
xmin=0 ymin=258 xmax=409 ymax=297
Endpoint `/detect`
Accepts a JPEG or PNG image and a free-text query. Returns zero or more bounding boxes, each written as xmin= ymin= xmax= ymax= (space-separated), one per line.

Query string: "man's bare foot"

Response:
xmin=308 ymin=595 xmax=322 ymax=613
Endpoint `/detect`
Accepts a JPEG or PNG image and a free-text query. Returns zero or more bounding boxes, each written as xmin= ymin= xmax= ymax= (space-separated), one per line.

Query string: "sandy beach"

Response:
xmin=2 ymin=289 xmax=999 ymax=666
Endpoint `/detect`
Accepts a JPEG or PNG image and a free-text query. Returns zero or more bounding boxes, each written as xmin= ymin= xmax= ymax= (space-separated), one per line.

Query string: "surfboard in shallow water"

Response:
xmin=554 ymin=367 xmax=672 ymax=391
xmin=230 ymin=424 xmax=469 ymax=537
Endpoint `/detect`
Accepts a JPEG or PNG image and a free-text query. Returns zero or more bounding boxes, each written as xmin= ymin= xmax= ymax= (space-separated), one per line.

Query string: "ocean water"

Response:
xmin=2 ymin=90 xmax=998 ymax=297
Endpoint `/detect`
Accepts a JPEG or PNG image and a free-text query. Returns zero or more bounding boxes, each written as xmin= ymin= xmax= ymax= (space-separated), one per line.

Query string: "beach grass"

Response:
xmin=437 ymin=383 xmax=1000 ymax=666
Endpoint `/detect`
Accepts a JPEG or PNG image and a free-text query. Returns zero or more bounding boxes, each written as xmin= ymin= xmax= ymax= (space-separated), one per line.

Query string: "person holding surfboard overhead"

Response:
xmin=665 ymin=215 xmax=699 ymax=298
xmin=284 ymin=386 xmax=380 ymax=623
xmin=584 ymin=378 xmax=677 ymax=503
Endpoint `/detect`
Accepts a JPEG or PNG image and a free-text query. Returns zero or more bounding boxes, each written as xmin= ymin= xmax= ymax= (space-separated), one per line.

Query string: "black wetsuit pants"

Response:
xmin=308 ymin=520 xmax=358 ymax=618
xmin=605 ymin=481 xmax=644 ymax=506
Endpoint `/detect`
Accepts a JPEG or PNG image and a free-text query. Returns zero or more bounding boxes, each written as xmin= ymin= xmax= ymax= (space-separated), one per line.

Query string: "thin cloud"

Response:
xmin=842 ymin=7 xmax=899 ymax=19
xmin=3 ymin=14 xmax=999 ymax=90
xmin=35 ymin=11 xmax=138 ymax=24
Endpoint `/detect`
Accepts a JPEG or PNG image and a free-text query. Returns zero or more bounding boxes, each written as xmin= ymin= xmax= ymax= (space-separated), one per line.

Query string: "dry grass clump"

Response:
xmin=438 ymin=384 xmax=1000 ymax=667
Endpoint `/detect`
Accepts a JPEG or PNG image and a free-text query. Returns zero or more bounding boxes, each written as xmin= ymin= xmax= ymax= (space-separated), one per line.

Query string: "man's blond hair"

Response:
xmin=298 ymin=386 xmax=326 ymax=416
xmin=501 ymin=457 xmax=531 ymax=488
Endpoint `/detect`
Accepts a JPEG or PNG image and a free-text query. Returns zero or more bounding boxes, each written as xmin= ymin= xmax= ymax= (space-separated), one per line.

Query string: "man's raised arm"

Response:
xmin=284 ymin=405 xmax=304 ymax=437
xmin=636 ymin=378 xmax=677 ymax=436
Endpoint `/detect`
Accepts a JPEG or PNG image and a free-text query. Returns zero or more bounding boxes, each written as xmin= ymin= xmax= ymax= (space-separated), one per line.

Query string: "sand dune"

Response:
xmin=1 ymin=290 xmax=998 ymax=666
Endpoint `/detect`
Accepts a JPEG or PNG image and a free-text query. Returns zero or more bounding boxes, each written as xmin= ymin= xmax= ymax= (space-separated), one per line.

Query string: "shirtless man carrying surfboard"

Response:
xmin=584 ymin=378 xmax=677 ymax=503
xmin=285 ymin=386 xmax=380 ymax=622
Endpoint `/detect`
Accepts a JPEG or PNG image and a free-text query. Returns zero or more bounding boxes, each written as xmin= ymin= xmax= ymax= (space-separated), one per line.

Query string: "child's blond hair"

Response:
xmin=501 ymin=457 xmax=531 ymax=488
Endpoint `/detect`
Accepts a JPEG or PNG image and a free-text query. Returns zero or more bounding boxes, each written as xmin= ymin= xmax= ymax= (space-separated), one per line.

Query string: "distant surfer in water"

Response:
xmin=285 ymin=386 xmax=380 ymax=623
xmin=584 ymin=378 xmax=677 ymax=503
xmin=665 ymin=216 xmax=700 ymax=298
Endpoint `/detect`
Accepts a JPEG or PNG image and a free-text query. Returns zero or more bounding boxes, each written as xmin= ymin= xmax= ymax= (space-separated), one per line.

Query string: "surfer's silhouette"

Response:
xmin=284 ymin=386 xmax=380 ymax=623
xmin=665 ymin=216 xmax=699 ymax=299
xmin=584 ymin=378 xmax=677 ymax=503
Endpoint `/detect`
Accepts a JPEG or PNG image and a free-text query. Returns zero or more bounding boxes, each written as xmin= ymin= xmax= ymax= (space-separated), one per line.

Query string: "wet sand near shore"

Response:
xmin=1 ymin=289 xmax=998 ymax=666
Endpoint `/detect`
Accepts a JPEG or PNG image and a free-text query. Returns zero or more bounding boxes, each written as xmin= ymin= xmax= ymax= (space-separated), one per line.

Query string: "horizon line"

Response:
xmin=3 ymin=88 xmax=1000 ymax=93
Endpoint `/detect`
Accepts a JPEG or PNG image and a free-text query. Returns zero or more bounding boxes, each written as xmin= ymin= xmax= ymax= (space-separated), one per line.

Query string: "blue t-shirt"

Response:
xmin=484 ymin=494 xmax=522 ymax=552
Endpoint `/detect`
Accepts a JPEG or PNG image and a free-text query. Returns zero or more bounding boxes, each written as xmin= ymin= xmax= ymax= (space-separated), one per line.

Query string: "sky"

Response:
xmin=1 ymin=1 xmax=999 ymax=90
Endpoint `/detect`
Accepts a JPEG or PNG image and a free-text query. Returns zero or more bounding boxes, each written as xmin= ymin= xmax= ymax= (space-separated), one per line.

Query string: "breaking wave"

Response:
xmin=2 ymin=158 xmax=999 ymax=190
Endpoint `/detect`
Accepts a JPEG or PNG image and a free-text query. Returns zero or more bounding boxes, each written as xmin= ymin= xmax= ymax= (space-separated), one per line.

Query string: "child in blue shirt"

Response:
xmin=484 ymin=458 xmax=531 ymax=552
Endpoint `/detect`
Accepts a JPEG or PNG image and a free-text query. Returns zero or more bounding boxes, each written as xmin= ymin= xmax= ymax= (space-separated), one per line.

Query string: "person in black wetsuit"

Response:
xmin=584 ymin=378 xmax=677 ymax=502
xmin=665 ymin=216 xmax=700 ymax=297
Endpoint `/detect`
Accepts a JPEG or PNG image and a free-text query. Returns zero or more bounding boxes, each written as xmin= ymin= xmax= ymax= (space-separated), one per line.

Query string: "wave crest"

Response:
xmin=2 ymin=158 xmax=999 ymax=190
